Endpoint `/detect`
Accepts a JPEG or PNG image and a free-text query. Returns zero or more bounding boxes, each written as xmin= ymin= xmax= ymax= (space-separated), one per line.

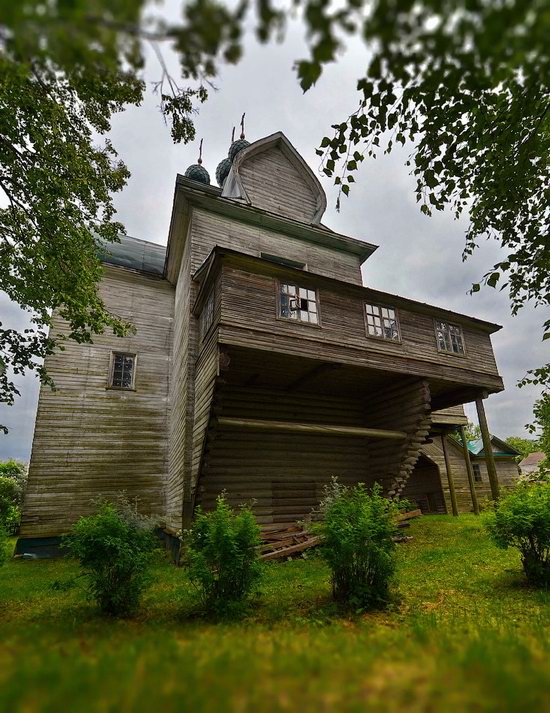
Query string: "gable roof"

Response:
xmin=519 ymin=451 xmax=546 ymax=467
xmin=467 ymin=435 xmax=520 ymax=457
xmin=221 ymin=132 xmax=327 ymax=223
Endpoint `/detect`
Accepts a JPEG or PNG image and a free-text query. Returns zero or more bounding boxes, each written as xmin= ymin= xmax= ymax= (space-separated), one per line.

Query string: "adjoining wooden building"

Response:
xmin=403 ymin=407 xmax=520 ymax=514
xmin=18 ymin=131 xmax=508 ymax=552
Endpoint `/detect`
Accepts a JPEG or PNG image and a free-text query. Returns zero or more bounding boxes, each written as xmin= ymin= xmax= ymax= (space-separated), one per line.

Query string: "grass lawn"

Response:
xmin=0 ymin=515 xmax=549 ymax=712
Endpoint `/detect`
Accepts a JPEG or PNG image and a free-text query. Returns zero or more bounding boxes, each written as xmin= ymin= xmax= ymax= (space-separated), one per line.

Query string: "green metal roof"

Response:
xmin=99 ymin=235 xmax=166 ymax=276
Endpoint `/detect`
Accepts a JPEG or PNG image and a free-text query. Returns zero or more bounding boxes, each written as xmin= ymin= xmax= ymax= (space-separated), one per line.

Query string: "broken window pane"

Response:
xmin=365 ymin=303 xmax=400 ymax=341
xmin=435 ymin=320 xmax=465 ymax=354
xmin=279 ymin=283 xmax=319 ymax=324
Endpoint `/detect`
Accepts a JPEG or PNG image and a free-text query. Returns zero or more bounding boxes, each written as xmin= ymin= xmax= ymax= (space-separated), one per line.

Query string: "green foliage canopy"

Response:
xmin=0 ymin=475 xmax=21 ymax=533
xmin=505 ymin=436 xmax=542 ymax=462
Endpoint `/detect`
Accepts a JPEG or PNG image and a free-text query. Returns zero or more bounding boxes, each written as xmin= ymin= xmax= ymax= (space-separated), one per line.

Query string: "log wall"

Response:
xmin=21 ymin=266 xmax=174 ymax=537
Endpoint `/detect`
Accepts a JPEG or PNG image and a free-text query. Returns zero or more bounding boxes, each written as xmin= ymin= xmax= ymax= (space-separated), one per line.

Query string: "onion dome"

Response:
xmin=228 ymin=138 xmax=250 ymax=162
xmin=216 ymin=157 xmax=231 ymax=187
xmin=184 ymin=138 xmax=210 ymax=185
xmin=184 ymin=163 xmax=210 ymax=184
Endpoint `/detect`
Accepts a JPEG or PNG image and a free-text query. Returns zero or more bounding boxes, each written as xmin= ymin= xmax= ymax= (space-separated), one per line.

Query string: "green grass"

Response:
xmin=1 ymin=515 xmax=549 ymax=712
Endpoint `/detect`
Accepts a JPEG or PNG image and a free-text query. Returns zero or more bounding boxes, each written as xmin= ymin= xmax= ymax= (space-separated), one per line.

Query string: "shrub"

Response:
xmin=63 ymin=499 xmax=157 ymax=616
xmin=184 ymin=494 xmax=262 ymax=613
xmin=0 ymin=476 xmax=21 ymax=534
xmin=314 ymin=479 xmax=397 ymax=609
xmin=486 ymin=480 xmax=550 ymax=587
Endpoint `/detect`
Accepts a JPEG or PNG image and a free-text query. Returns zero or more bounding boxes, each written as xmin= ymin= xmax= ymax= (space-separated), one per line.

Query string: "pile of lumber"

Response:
xmin=259 ymin=523 xmax=320 ymax=561
xmin=395 ymin=508 xmax=422 ymax=528
xmin=258 ymin=510 xmax=422 ymax=560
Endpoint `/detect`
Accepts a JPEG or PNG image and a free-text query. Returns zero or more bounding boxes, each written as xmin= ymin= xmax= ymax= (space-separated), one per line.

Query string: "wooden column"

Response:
xmin=459 ymin=426 xmax=480 ymax=515
xmin=475 ymin=397 xmax=500 ymax=500
xmin=441 ymin=433 xmax=459 ymax=516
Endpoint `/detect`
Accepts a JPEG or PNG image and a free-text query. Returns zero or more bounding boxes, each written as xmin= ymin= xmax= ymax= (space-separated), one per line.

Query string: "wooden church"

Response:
xmin=18 ymin=130 xmax=507 ymax=552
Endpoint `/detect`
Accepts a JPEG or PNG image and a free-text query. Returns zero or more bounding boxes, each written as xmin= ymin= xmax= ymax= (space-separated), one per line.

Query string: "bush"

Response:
xmin=63 ymin=499 xmax=157 ymax=616
xmin=184 ymin=494 xmax=262 ymax=613
xmin=486 ymin=480 xmax=550 ymax=587
xmin=0 ymin=476 xmax=21 ymax=534
xmin=314 ymin=479 xmax=397 ymax=609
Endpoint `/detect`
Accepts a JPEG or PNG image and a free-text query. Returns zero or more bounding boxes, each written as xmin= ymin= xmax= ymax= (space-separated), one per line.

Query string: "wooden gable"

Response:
xmin=222 ymin=132 xmax=327 ymax=224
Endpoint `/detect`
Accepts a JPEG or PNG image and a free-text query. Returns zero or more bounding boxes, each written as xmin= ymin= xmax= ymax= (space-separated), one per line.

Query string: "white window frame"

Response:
xmin=277 ymin=281 xmax=320 ymax=326
xmin=108 ymin=352 xmax=137 ymax=390
xmin=434 ymin=319 xmax=466 ymax=356
xmin=364 ymin=303 xmax=401 ymax=342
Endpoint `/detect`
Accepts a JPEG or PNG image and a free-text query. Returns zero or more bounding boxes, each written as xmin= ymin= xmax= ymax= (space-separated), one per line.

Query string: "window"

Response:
xmin=435 ymin=320 xmax=465 ymax=355
xmin=261 ymin=253 xmax=306 ymax=270
xmin=200 ymin=291 xmax=215 ymax=340
xmin=279 ymin=283 xmax=319 ymax=324
xmin=109 ymin=352 xmax=136 ymax=389
xmin=365 ymin=303 xmax=400 ymax=341
xmin=473 ymin=464 xmax=482 ymax=482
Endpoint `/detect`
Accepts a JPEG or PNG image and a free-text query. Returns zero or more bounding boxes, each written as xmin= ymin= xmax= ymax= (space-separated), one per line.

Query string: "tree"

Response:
xmin=505 ymin=436 xmax=542 ymax=462
xmin=1 ymin=0 xmax=548 ymax=420
xmin=0 ymin=459 xmax=27 ymax=506
xmin=450 ymin=419 xmax=481 ymax=446
xmin=530 ymin=393 xmax=550 ymax=469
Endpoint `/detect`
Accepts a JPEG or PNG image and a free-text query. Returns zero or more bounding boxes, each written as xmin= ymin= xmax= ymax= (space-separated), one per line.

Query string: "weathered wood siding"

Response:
xmin=238 ymin=146 xmax=319 ymax=224
xmin=189 ymin=209 xmax=363 ymax=284
xmin=420 ymin=438 xmax=520 ymax=513
xmin=21 ymin=266 xmax=174 ymax=537
xmin=218 ymin=266 xmax=500 ymax=384
xmin=166 ymin=229 xmax=197 ymax=531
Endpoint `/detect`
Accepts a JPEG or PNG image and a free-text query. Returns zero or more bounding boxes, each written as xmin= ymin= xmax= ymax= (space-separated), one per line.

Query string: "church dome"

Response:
xmin=184 ymin=163 xmax=210 ymax=185
xmin=228 ymin=138 xmax=250 ymax=163
xmin=215 ymin=157 xmax=232 ymax=187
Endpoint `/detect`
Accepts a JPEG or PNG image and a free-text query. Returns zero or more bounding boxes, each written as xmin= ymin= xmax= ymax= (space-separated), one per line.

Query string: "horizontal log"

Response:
xmin=216 ymin=417 xmax=407 ymax=440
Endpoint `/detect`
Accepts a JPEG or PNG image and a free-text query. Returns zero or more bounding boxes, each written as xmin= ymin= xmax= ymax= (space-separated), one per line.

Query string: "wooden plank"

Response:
xmin=459 ymin=425 xmax=480 ymax=515
xmin=216 ymin=417 xmax=407 ymax=440
xmin=475 ymin=397 xmax=500 ymax=500
xmin=260 ymin=536 xmax=321 ymax=561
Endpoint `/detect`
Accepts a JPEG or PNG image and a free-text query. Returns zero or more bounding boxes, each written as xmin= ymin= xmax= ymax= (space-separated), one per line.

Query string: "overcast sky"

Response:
xmin=0 ymin=2 xmax=547 ymax=461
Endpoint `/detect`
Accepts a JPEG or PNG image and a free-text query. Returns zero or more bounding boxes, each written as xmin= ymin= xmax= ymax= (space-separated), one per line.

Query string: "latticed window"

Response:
xmin=200 ymin=291 xmax=215 ymax=340
xmin=279 ymin=283 xmax=319 ymax=324
xmin=365 ymin=303 xmax=400 ymax=341
xmin=473 ymin=464 xmax=482 ymax=482
xmin=110 ymin=353 xmax=136 ymax=389
xmin=435 ymin=320 xmax=465 ymax=354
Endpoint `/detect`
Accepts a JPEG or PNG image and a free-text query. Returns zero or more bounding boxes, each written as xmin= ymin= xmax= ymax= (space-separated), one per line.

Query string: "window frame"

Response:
xmin=472 ymin=463 xmax=483 ymax=483
xmin=107 ymin=351 xmax=137 ymax=391
xmin=363 ymin=302 xmax=402 ymax=343
xmin=200 ymin=289 xmax=216 ymax=342
xmin=276 ymin=280 xmax=321 ymax=328
xmin=433 ymin=318 xmax=467 ymax=357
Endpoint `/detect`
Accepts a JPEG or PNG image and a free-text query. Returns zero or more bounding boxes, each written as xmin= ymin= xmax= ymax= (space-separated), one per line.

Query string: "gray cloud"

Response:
xmin=0 ymin=9 xmax=546 ymax=460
